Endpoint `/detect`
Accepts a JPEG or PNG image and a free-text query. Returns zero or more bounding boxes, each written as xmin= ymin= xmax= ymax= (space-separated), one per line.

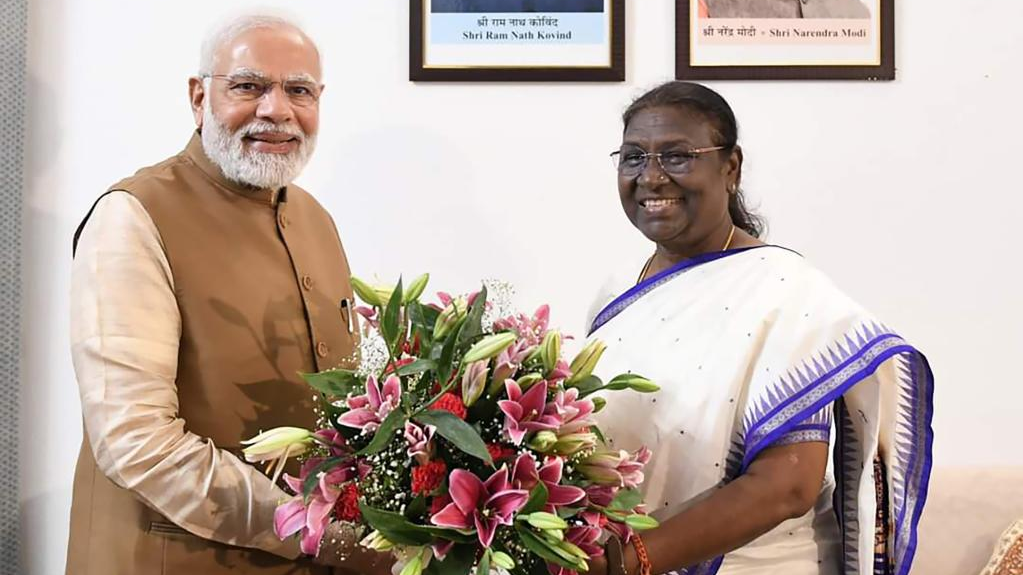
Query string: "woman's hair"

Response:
xmin=622 ymin=81 xmax=765 ymax=238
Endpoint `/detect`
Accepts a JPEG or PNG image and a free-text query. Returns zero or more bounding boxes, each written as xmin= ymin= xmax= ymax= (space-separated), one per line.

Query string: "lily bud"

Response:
xmin=539 ymin=331 xmax=561 ymax=373
xmin=360 ymin=530 xmax=396 ymax=551
xmin=461 ymin=360 xmax=489 ymax=407
xmin=240 ymin=427 xmax=314 ymax=463
xmin=527 ymin=430 xmax=558 ymax=453
xmin=351 ymin=276 xmax=384 ymax=307
xmin=433 ymin=297 xmax=467 ymax=339
xmin=462 ymin=332 xmax=517 ymax=365
xmin=526 ymin=512 xmax=568 ymax=530
xmin=552 ymin=432 xmax=598 ymax=456
xmin=606 ymin=374 xmax=659 ymax=393
xmin=404 ymin=273 xmax=430 ymax=304
xmin=515 ymin=372 xmax=543 ymax=390
xmin=399 ymin=550 xmax=425 ymax=575
xmin=625 ymin=514 xmax=660 ymax=531
xmin=559 ymin=540 xmax=591 ymax=561
xmin=491 ymin=551 xmax=516 ymax=570
xmin=627 ymin=377 xmax=660 ymax=393
xmin=566 ymin=339 xmax=607 ymax=385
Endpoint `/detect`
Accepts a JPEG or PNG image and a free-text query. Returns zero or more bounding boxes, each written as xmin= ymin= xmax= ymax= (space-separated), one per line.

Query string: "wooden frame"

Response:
xmin=675 ymin=0 xmax=894 ymax=81
xmin=410 ymin=0 xmax=625 ymax=82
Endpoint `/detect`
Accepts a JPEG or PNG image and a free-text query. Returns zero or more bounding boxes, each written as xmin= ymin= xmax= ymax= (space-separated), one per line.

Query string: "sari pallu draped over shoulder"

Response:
xmin=588 ymin=246 xmax=933 ymax=575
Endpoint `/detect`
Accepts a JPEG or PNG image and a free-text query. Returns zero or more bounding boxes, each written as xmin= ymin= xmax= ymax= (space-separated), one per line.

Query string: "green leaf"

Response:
xmin=571 ymin=375 xmax=603 ymax=397
xmin=516 ymin=527 xmax=581 ymax=571
xmin=457 ymin=285 xmax=488 ymax=346
xmin=301 ymin=456 xmax=348 ymax=498
xmin=521 ymin=482 xmax=549 ymax=515
xmin=555 ymin=506 xmax=582 ymax=519
xmin=625 ymin=513 xmax=660 ymax=531
xmin=590 ymin=425 xmax=607 ymax=445
xmin=355 ymin=409 xmax=407 ymax=456
xmin=301 ymin=369 xmax=362 ymax=397
xmin=358 ymin=503 xmax=432 ymax=546
xmin=413 ymin=410 xmax=492 ymax=465
xmin=396 ymin=359 xmax=437 ymax=377
xmin=608 ymin=488 xmax=643 ymax=511
xmin=381 ymin=278 xmax=404 ymax=351
xmin=476 ymin=549 xmax=491 ymax=575
xmin=436 ymin=321 xmax=462 ymax=382
xmin=428 ymin=544 xmax=476 ymax=575
xmin=408 ymin=302 xmax=439 ymax=348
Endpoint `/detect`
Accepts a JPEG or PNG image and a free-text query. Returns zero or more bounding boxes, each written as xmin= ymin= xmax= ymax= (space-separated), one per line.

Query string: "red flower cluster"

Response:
xmin=430 ymin=393 xmax=467 ymax=419
xmin=412 ymin=460 xmax=448 ymax=495
xmin=335 ymin=482 xmax=361 ymax=522
xmin=487 ymin=443 xmax=517 ymax=463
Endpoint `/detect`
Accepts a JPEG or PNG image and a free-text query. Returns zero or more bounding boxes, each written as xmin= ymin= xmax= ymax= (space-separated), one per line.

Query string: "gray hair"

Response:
xmin=198 ymin=13 xmax=319 ymax=76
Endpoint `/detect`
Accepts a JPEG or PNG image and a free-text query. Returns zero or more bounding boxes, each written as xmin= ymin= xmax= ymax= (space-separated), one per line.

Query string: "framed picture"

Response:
xmin=410 ymin=0 xmax=625 ymax=81
xmin=675 ymin=0 xmax=894 ymax=80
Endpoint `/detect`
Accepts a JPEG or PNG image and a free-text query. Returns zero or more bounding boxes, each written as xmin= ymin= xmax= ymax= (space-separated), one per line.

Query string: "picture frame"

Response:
xmin=410 ymin=0 xmax=625 ymax=82
xmin=675 ymin=0 xmax=894 ymax=81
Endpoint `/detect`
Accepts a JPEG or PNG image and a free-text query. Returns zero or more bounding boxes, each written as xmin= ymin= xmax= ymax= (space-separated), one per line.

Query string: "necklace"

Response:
xmin=636 ymin=224 xmax=737 ymax=284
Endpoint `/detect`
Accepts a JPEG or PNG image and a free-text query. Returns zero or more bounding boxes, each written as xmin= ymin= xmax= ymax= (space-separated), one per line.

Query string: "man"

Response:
xmin=705 ymin=0 xmax=870 ymax=18
xmin=65 ymin=14 xmax=388 ymax=575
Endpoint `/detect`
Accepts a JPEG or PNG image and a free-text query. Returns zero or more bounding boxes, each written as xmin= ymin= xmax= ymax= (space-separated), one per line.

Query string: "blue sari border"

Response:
xmin=588 ymin=245 xmax=792 ymax=335
xmin=735 ymin=327 xmax=933 ymax=575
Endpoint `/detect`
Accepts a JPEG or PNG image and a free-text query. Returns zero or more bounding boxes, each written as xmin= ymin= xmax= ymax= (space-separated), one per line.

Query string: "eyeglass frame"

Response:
xmin=609 ymin=145 xmax=729 ymax=177
xmin=200 ymin=72 xmax=323 ymax=106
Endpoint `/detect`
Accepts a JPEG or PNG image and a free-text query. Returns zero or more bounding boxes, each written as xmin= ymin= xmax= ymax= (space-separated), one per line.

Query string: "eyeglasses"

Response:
xmin=610 ymin=145 xmax=727 ymax=177
xmin=202 ymin=74 xmax=322 ymax=107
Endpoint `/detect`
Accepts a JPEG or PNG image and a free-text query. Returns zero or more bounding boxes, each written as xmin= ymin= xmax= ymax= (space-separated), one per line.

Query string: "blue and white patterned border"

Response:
xmin=588 ymin=246 xmax=780 ymax=335
xmin=684 ymin=324 xmax=932 ymax=575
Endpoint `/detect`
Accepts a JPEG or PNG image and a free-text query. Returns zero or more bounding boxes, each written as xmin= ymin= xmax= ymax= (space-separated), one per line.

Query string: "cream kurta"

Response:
xmin=71 ymin=191 xmax=298 ymax=558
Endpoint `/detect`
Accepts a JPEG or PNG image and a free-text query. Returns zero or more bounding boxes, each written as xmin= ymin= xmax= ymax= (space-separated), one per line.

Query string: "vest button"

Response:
xmin=317 ymin=341 xmax=329 ymax=358
xmin=278 ymin=213 xmax=289 ymax=229
xmin=302 ymin=275 xmax=314 ymax=290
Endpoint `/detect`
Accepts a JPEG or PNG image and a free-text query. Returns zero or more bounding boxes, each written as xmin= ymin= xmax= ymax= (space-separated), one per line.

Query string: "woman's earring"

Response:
xmin=728 ymin=183 xmax=738 ymax=194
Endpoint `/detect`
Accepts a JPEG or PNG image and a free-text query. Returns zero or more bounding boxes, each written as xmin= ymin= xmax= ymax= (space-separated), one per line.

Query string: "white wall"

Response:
xmin=21 ymin=0 xmax=1023 ymax=573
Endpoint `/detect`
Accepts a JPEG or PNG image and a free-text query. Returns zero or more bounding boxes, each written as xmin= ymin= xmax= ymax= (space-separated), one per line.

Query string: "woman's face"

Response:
xmin=617 ymin=105 xmax=740 ymax=254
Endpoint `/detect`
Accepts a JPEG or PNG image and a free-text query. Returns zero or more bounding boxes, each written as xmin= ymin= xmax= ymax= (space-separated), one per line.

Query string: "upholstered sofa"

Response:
xmin=913 ymin=466 xmax=1023 ymax=574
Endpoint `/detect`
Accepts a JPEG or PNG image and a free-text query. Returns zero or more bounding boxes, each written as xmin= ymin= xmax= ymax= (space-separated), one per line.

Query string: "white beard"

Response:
xmin=200 ymin=100 xmax=316 ymax=190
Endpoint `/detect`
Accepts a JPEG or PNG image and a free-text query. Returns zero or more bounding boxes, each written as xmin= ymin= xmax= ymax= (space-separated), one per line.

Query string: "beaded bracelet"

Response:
xmin=631 ymin=534 xmax=653 ymax=575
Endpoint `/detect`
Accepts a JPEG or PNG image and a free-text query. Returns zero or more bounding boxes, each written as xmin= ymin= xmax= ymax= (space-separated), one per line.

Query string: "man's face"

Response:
xmin=189 ymin=26 xmax=323 ymax=189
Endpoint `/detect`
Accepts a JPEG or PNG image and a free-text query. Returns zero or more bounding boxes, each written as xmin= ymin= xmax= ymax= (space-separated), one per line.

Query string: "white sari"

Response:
xmin=589 ymin=246 xmax=933 ymax=575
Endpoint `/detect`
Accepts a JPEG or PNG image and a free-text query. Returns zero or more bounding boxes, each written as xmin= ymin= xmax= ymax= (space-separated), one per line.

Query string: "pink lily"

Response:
xmin=430 ymin=467 xmax=529 ymax=548
xmin=498 ymin=380 xmax=562 ymax=445
xmin=355 ymin=305 xmax=379 ymax=329
xmin=490 ymin=340 xmax=537 ymax=391
xmin=404 ymin=421 xmax=436 ymax=464
xmin=275 ymin=458 xmax=357 ymax=555
xmin=547 ymin=388 xmax=596 ymax=435
xmin=512 ymin=453 xmax=585 ymax=508
xmin=336 ymin=374 xmax=401 ymax=432
xmin=582 ymin=485 xmax=635 ymax=542
xmin=493 ymin=305 xmax=550 ymax=346
xmin=546 ymin=358 xmax=573 ymax=386
xmin=313 ymin=428 xmax=349 ymax=457
xmin=577 ymin=447 xmax=651 ymax=489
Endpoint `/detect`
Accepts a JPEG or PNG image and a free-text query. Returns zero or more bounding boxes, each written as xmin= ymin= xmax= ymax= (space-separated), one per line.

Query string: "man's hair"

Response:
xmin=198 ymin=13 xmax=320 ymax=76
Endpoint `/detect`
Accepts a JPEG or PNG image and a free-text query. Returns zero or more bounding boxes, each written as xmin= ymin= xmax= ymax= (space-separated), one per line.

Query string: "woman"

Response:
xmin=587 ymin=82 xmax=932 ymax=575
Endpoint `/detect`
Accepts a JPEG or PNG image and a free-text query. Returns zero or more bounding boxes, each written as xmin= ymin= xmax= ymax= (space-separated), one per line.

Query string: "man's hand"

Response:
xmin=311 ymin=523 xmax=394 ymax=574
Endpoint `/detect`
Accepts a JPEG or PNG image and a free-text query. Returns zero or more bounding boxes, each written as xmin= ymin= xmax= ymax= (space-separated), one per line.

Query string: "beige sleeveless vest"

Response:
xmin=66 ymin=134 xmax=356 ymax=574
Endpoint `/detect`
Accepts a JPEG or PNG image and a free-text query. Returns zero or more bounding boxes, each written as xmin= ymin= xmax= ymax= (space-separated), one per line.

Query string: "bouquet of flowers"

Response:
xmin=242 ymin=275 xmax=660 ymax=575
